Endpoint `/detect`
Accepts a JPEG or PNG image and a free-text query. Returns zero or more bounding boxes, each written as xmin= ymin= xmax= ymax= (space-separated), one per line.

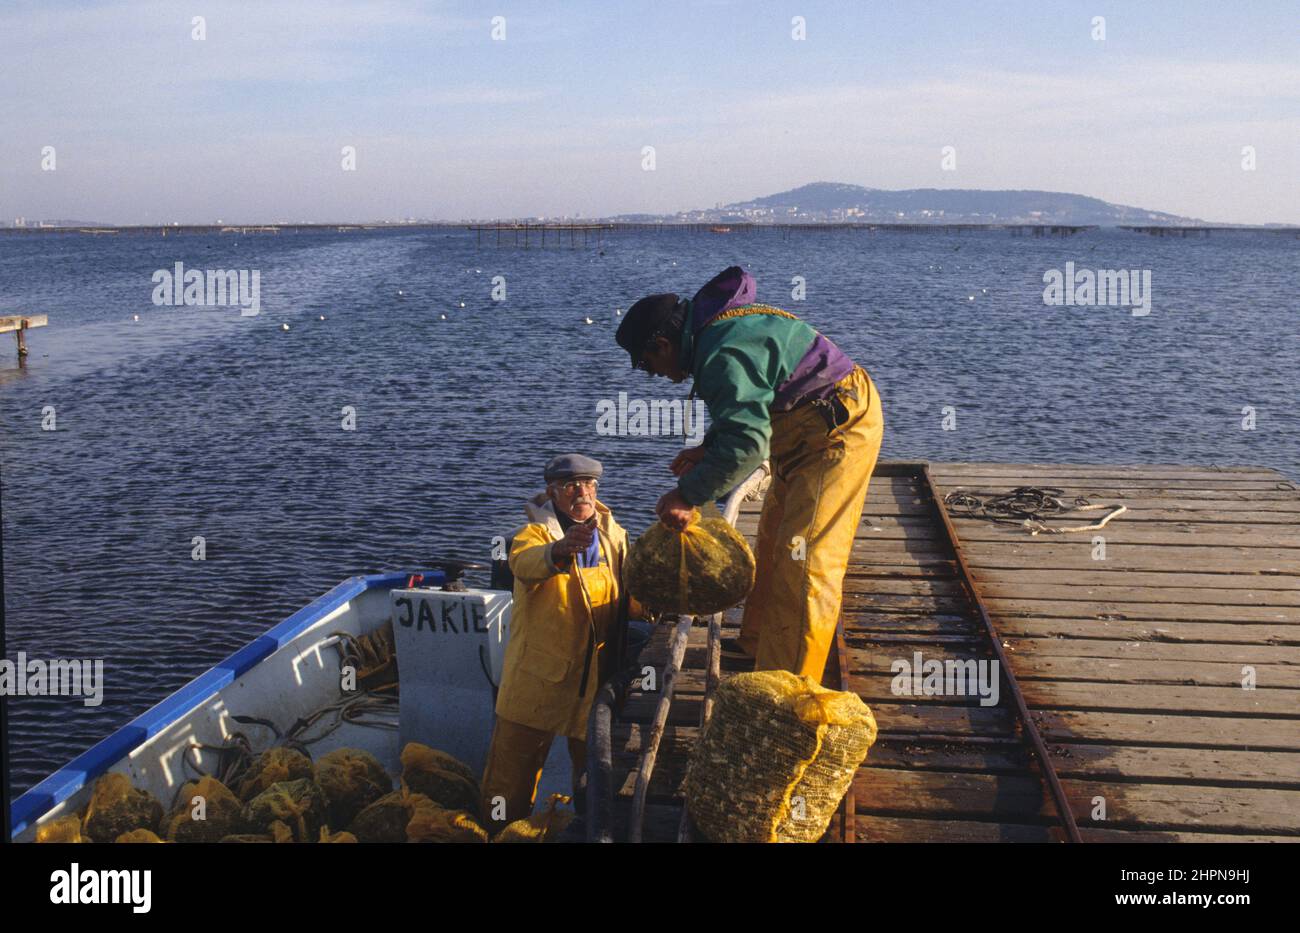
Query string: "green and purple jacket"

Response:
xmin=676 ymin=266 xmax=857 ymax=505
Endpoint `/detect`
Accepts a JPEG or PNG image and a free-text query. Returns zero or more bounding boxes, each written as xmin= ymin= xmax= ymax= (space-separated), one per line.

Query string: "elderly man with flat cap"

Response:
xmin=616 ymin=266 xmax=884 ymax=685
xmin=481 ymin=453 xmax=639 ymax=832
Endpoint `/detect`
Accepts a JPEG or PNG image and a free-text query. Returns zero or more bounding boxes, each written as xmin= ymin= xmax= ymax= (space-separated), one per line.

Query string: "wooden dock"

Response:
xmin=1 ymin=314 xmax=47 ymax=363
xmin=603 ymin=460 xmax=1300 ymax=842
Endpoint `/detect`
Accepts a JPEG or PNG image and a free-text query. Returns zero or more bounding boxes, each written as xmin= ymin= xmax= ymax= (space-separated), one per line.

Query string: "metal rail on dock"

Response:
xmin=918 ymin=463 xmax=1083 ymax=843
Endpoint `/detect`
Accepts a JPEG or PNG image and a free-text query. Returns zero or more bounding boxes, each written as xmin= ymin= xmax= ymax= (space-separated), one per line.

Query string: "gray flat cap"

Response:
xmin=544 ymin=453 xmax=604 ymax=482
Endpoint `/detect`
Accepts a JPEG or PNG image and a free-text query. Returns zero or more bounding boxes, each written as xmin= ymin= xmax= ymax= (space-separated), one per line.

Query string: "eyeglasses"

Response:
xmin=559 ymin=478 xmax=599 ymax=494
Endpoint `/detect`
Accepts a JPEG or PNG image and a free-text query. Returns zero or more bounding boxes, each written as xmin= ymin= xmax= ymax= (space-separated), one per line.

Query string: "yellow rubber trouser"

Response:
xmin=738 ymin=366 xmax=884 ymax=681
xmin=480 ymin=716 xmax=587 ymax=833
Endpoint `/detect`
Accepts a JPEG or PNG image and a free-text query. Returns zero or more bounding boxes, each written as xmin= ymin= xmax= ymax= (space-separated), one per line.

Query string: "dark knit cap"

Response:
xmin=615 ymin=293 xmax=684 ymax=366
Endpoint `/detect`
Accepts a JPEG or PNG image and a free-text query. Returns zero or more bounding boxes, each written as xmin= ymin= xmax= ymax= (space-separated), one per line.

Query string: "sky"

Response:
xmin=1 ymin=0 xmax=1297 ymax=225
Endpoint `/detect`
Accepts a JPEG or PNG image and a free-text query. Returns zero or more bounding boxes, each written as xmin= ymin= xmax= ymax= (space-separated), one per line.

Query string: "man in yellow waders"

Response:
xmin=480 ymin=453 xmax=636 ymax=832
xmin=617 ymin=266 xmax=884 ymax=683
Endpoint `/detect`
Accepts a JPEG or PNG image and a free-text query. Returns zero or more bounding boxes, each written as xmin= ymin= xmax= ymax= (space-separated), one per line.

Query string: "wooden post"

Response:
xmin=2 ymin=315 xmax=47 ymax=364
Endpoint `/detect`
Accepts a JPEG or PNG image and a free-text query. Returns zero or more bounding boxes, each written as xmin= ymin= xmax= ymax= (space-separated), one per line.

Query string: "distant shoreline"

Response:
xmin=2 ymin=221 xmax=1297 ymax=236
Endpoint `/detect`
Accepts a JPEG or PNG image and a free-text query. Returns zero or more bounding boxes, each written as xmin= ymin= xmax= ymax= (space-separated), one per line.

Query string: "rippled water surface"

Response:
xmin=2 ymin=226 xmax=1297 ymax=793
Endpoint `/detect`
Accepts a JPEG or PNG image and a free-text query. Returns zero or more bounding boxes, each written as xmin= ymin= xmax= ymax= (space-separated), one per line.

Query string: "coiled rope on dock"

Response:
xmin=942 ymin=486 xmax=1126 ymax=535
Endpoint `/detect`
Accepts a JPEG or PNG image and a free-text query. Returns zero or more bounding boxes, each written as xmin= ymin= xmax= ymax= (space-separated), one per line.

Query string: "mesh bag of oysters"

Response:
xmin=682 ymin=670 xmax=877 ymax=843
xmin=625 ymin=502 xmax=755 ymax=616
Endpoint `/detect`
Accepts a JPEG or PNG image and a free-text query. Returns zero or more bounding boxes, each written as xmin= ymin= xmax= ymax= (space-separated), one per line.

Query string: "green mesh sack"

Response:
xmin=81 ymin=773 xmax=165 ymax=843
xmin=682 ymin=670 xmax=877 ymax=843
xmin=235 ymin=747 xmax=314 ymax=801
xmin=400 ymin=743 xmax=480 ymax=816
xmin=626 ymin=503 xmax=755 ymax=616
xmin=241 ymin=778 xmax=327 ymax=842
xmin=316 ymin=748 xmax=392 ymax=830
xmin=163 ymin=776 xmax=243 ymax=843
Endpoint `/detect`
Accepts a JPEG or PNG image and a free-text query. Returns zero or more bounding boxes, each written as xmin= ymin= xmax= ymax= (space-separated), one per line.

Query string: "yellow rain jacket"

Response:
xmin=495 ymin=493 xmax=634 ymax=739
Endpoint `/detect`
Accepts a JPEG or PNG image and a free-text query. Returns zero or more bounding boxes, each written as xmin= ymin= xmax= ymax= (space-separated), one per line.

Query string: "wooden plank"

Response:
xmin=977 ymin=582 xmax=1300 ymax=606
xmin=959 ymin=543 xmax=1300 ymax=573
xmin=1033 ymin=709 xmax=1300 ymax=750
xmin=844 ymin=672 xmax=1300 ymax=715
xmin=931 ymin=476 xmax=1293 ymax=490
xmin=937 ymin=486 xmax=1300 ymax=501
xmin=983 ymin=597 xmax=1297 ymax=624
xmin=969 ymin=567 xmax=1300 ymax=591
xmin=932 ymin=462 xmax=1286 ymax=480
xmin=990 ymin=617 xmax=1300 ymax=645
xmin=846 ymin=646 xmax=1300 ymax=688
xmin=851 ymin=815 xmax=1297 ymax=843
xmin=995 ymin=637 xmax=1300 ymax=665
xmin=0 ymin=314 xmax=48 ymax=333
xmin=850 ymin=768 xmax=1300 ymax=833
xmin=1017 ymin=680 xmax=1300 ymax=717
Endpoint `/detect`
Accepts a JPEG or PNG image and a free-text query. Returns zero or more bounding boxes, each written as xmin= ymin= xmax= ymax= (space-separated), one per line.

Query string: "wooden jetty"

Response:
xmin=1 ymin=314 xmax=47 ymax=363
xmin=596 ymin=460 xmax=1300 ymax=842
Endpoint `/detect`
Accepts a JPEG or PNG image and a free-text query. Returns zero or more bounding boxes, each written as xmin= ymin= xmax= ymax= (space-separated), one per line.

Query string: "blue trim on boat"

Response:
xmin=10 ymin=569 xmax=443 ymax=838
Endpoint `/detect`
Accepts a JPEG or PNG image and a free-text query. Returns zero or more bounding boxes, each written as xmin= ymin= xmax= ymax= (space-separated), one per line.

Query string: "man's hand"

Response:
xmin=669 ymin=446 xmax=707 ymax=477
xmin=656 ymin=488 xmax=695 ymax=531
xmin=552 ymin=522 xmax=595 ymax=561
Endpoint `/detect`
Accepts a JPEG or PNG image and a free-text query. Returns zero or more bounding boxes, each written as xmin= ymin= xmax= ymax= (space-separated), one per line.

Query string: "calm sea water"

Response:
xmin=1 ymin=226 xmax=1297 ymax=794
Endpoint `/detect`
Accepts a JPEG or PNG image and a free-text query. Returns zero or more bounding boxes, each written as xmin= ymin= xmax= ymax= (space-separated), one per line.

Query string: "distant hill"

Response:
xmin=614 ymin=181 xmax=1205 ymax=225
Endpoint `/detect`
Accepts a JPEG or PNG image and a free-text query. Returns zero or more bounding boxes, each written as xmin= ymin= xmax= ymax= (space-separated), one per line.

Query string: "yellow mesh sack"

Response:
xmin=35 ymin=815 xmax=85 ymax=843
xmin=81 ymin=773 xmax=165 ymax=843
xmin=493 ymin=793 xmax=574 ymax=843
xmin=242 ymin=778 xmax=327 ymax=842
xmin=235 ymin=747 xmax=314 ymax=801
xmin=400 ymin=743 xmax=480 ymax=816
xmin=682 ymin=670 xmax=876 ymax=843
xmin=405 ymin=797 xmax=488 ymax=844
xmin=163 ymin=776 xmax=242 ymax=843
xmin=115 ymin=829 xmax=164 ymax=843
xmin=626 ymin=503 xmax=755 ymax=616
xmin=316 ymin=747 xmax=392 ymax=830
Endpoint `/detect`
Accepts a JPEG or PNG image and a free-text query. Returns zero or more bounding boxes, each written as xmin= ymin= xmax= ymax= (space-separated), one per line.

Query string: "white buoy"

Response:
xmin=397 ymin=290 xmax=405 ymax=296
xmin=584 ymin=316 xmax=594 ymax=325
xmin=968 ymin=295 xmax=975 ymax=301
xmin=319 ymin=315 xmax=326 ymax=321
xmin=475 ymin=269 xmax=481 ymax=273
xmin=281 ymin=323 xmax=290 ymax=331
xmin=440 ymin=313 xmax=447 ymax=321
xmin=132 ymin=314 xmax=139 ymax=322
xmin=459 ymin=302 xmax=465 ymax=308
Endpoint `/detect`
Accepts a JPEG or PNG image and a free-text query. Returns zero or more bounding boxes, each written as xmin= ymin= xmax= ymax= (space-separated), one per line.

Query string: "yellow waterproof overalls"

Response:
xmin=736 ymin=365 xmax=884 ymax=682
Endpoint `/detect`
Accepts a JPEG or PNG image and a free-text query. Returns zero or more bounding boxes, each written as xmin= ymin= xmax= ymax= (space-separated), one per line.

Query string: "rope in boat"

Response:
xmin=174 ymin=627 xmax=399 ymax=798
xmin=942 ymin=486 xmax=1127 ymax=535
